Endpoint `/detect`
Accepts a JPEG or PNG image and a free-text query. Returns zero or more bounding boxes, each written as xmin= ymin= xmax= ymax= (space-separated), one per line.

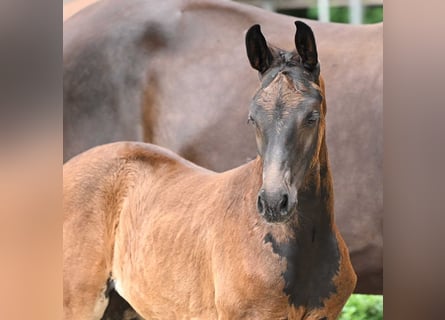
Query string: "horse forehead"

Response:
xmin=256 ymin=73 xmax=317 ymax=111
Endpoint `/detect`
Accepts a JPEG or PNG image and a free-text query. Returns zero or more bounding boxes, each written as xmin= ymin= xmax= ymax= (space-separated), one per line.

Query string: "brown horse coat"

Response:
xmin=64 ymin=21 xmax=357 ymax=319
xmin=63 ymin=0 xmax=382 ymax=294
xmin=64 ymin=142 xmax=356 ymax=319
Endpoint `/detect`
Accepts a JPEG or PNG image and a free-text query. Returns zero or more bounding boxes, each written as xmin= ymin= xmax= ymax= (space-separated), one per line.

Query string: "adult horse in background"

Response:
xmin=63 ymin=0 xmax=382 ymax=294
xmin=64 ymin=21 xmax=356 ymax=320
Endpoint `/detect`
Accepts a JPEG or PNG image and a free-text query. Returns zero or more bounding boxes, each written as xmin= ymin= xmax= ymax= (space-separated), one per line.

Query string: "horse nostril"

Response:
xmin=279 ymin=194 xmax=288 ymax=215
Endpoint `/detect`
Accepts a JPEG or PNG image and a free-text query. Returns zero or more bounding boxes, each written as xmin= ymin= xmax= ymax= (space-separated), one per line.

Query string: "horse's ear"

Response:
xmin=294 ymin=21 xmax=318 ymax=71
xmin=245 ymin=24 xmax=274 ymax=74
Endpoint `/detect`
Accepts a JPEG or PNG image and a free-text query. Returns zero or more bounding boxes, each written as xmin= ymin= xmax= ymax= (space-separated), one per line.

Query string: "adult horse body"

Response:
xmin=64 ymin=23 xmax=356 ymax=319
xmin=64 ymin=0 xmax=382 ymax=294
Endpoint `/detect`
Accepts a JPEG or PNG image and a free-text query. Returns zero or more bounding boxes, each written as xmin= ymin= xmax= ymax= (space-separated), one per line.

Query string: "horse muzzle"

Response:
xmin=257 ymin=188 xmax=297 ymax=223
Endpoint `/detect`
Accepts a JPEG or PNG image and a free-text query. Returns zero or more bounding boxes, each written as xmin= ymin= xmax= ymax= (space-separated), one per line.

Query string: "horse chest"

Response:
xmin=264 ymin=228 xmax=341 ymax=310
xmin=207 ymin=226 xmax=340 ymax=319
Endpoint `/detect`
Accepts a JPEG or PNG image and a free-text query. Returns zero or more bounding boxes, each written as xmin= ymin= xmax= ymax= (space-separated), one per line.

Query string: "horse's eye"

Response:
xmin=306 ymin=111 xmax=319 ymax=126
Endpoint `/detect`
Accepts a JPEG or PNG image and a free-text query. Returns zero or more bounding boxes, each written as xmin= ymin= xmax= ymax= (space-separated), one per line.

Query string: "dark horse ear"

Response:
xmin=245 ymin=24 xmax=274 ymax=74
xmin=294 ymin=21 xmax=318 ymax=71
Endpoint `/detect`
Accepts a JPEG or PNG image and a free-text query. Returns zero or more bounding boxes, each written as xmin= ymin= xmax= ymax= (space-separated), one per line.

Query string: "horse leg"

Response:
xmin=63 ymin=267 xmax=112 ymax=320
xmin=63 ymin=211 xmax=117 ymax=319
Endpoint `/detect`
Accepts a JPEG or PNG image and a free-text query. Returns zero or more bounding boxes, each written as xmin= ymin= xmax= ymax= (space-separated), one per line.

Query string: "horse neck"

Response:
xmin=297 ymin=89 xmax=334 ymax=231
xmin=298 ymin=131 xmax=334 ymax=227
xmin=226 ymin=157 xmax=263 ymax=197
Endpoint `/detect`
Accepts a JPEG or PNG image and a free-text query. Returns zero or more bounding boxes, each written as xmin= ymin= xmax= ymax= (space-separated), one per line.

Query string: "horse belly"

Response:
xmin=112 ymin=257 xmax=218 ymax=319
xmin=110 ymin=219 xmax=289 ymax=318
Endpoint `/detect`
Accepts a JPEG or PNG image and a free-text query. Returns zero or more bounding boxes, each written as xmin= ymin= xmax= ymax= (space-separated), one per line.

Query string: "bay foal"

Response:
xmin=63 ymin=21 xmax=356 ymax=320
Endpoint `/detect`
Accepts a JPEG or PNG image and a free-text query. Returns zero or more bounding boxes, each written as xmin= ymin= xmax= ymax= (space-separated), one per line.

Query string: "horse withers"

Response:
xmin=63 ymin=21 xmax=356 ymax=319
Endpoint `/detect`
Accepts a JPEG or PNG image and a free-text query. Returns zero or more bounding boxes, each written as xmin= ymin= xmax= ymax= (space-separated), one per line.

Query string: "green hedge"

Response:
xmin=339 ymin=294 xmax=383 ymax=320
xmin=279 ymin=6 xmax=383 ymax=24
xmin=307 ymin=6 xmax=383 ymax=24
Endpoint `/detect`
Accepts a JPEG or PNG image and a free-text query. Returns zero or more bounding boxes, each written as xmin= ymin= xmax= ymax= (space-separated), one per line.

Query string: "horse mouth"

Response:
xmin=261 ymin=206 xmax=297 ymax=224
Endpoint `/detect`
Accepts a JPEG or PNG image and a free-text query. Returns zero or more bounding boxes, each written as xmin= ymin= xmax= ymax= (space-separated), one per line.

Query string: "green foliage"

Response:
xmin=307 ymin=6 xmax=348 ymax=23
xmin=306 ymin=5 xmax=383 ymax=24
xmin=339 ymin=294 xmax=383 ymax=320
xmin=364 ymin=6 xmax=383 ymax=23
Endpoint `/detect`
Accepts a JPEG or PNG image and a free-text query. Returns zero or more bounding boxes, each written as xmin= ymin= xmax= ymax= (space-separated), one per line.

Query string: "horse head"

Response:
xmin=246 ymin=21 xmax=326 ymax=223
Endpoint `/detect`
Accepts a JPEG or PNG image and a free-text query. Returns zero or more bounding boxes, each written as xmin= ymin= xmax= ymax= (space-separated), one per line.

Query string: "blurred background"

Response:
xmin=234 ymin=0 xmax=383 ymax=24
xmin=63 ymin=0 xmax=383 ymax=24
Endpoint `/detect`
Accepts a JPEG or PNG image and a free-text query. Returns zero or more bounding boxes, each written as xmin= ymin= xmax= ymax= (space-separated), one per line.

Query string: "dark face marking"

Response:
xmin=249 ymin=64 xmax=323 ymax=223
xmin=246 ymin=21 xmax=324 ymax=224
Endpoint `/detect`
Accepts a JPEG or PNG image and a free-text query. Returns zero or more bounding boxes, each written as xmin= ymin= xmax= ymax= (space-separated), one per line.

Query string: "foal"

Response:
xmin=63 ymin=21 xmax=356 ymax=320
